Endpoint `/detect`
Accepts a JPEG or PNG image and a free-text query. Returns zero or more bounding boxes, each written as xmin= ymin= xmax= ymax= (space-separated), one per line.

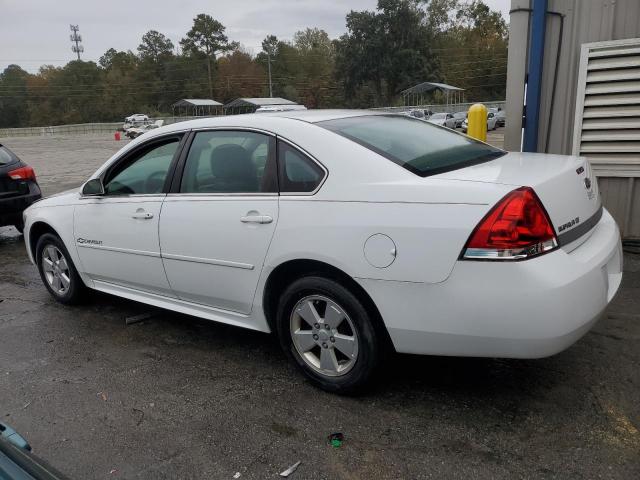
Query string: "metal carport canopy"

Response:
xmin=172 ymin=99 xmax=223 ymax=107
xmin=400 ymin=82 xmax=465 ymax=95
xmin=224 ymin=97 xmax=298 ymax=109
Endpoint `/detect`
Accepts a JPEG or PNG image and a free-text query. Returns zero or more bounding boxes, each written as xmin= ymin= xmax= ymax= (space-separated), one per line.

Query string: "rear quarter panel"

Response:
xmin=261 ymin=118 xmax=514 ymax=284
xmin=268 ymin=197 xmax=500 ymax=284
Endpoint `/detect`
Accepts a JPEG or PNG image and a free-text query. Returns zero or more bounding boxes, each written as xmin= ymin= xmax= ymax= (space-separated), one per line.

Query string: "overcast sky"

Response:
xmin=1 ymin=0 xmax=510 ymax=73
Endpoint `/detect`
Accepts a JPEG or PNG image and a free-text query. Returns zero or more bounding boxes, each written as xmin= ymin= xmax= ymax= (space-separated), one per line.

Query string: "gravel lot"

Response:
xmin=0 ymin=131 xmax=638 ymax=479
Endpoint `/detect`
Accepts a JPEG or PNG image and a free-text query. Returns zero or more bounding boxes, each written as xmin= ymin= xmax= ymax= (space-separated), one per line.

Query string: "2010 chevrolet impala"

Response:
xmin=23 ymin=110 xmax=623 ymax=392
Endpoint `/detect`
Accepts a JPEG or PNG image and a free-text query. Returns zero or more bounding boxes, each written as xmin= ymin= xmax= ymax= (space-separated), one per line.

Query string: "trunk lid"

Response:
xmin=435 ymin=152 xmax=601 ymax=249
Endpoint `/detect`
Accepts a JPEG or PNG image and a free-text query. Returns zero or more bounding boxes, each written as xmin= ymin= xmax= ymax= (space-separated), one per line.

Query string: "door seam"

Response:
xmin=157 ymin=196 xmax=177 ymax=297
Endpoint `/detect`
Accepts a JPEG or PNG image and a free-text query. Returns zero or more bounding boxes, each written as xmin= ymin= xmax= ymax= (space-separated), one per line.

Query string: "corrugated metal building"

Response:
xmin=505 ymin=0 xmax=640 ymax=238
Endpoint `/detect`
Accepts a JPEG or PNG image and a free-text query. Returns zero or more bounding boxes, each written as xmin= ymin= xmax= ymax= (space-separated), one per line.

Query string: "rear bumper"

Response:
xmin=358 ymin=208 xmax=623 ymax=358
xmin=0 ymin=183 xmax=41 ymax=227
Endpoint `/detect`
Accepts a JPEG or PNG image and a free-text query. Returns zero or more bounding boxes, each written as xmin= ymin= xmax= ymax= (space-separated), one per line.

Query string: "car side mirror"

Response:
xmin=82 ymin=178 xmax=105 ymax=196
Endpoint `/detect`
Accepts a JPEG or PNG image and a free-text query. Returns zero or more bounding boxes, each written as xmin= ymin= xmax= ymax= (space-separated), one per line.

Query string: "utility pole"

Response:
xmin=206 ymin=56 xmax=213 ymax=99
xmin=267 ymin=52 xmax=273 ymax=98
xmin=69 ymin=25 xmax=84 ymax=60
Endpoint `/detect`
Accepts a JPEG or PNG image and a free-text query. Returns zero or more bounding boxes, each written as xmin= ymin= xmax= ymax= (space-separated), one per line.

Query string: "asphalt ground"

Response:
xmin=0 ymin=131 xmax=638 ymax=480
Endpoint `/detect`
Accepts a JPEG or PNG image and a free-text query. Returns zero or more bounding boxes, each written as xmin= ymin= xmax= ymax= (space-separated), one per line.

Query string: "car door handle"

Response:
xmin=132 ymin=210 xmax=154 ymax=220
xmin=240 ymin=215 xmax=273 ymax=224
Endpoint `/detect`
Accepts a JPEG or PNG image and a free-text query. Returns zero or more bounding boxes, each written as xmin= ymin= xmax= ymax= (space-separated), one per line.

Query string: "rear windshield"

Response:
xmin=0 ymin=145 xmax=17 ymax=166
xmin=317 ymin=115 xmax=505 ymax=177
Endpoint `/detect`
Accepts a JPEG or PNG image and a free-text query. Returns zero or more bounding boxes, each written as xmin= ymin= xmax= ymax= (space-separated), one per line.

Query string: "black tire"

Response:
xmin=276 ymin=275 xmax=382 ymax=394
xmin=13 ymin=222 xmax=23 ymax=234
xmin=35 ymin=233 xmax=87 ymax=304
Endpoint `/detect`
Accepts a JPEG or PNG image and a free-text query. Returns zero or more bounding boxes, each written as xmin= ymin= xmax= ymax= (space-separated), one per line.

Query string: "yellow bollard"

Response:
xmin=467 ymin=103 xmax=487 ymax=142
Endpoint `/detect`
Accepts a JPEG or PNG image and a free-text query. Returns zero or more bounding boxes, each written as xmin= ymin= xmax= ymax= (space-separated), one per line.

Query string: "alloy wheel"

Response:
xmin=290 ymin=295 xmax=359 ymax=377
xmin=42 ymin=245 xmax=71 ymax=295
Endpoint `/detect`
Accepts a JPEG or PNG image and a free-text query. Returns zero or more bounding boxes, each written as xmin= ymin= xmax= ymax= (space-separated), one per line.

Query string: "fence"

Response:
xmin=0 ymin=116 xmax=209 ymax=138
xmin=0 ymin=104 xmax=507 ymax=138
xmin=372 ymin=101 xmax=506 ymax=114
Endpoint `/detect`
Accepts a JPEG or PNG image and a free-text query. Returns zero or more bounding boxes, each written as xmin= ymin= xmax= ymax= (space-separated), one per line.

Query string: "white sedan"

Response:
xmin=462 ymin=111 xmax=498 ymax=133
xmin=23 ymin=110 xmax=622 ymax=393
xmin=124 ymin=120 xmax=164 ymax=139
xmin=427 ymin=112 xmax=457 ymax=129
xmin=125 ymin=113 xmax=149 ymax=123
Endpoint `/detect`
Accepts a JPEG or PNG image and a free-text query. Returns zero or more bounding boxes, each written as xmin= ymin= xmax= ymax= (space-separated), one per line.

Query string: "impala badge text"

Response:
xmin=558 ymin=217 xmax=580 ymax=233
xmin=77 ymin=237 xmax=102 ymax=245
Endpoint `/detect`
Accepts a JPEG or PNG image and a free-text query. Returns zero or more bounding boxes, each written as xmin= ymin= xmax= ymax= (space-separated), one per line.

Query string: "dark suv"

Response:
xmin=0 ymin=144 xmax=41 ymax=233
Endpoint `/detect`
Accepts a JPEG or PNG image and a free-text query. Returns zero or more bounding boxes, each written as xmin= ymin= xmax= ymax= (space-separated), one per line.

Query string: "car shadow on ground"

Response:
xmin=85 ymin=285 xmax=570 ymax=402
xmin=3 ymin=226 xmax=638 ymax=478
xmin=0 ymin=225 xmax=591 ymax=403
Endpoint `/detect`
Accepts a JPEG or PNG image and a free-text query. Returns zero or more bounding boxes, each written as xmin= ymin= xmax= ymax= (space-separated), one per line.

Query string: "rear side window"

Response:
xmin=317 ymin=115 xmax=505 ymax=177
xmin=0 ymin=146 xmax=17 ymax=166
xmin=278 ymin=141 xmax=325 ymax=193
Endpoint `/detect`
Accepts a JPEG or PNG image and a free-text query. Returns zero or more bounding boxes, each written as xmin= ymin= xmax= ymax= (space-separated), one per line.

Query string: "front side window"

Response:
xmin=180 ymin=131 xmax=276 ymax=194
xmin=278 ymin=141 xmax=325 ymax=193
xmin=104 ymin=139 xmax=180 ymax=195
xmin=317 ymin=115 xmax=505 ymax=177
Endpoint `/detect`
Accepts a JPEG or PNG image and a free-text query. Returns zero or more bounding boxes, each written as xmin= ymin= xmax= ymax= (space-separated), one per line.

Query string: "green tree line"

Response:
xmin=0 ymin=0 xmax=507 ymax=128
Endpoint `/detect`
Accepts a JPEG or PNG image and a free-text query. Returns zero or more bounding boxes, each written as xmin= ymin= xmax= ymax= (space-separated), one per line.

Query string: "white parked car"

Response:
xmin=427 ymin=112 xmax=456 ymax=129
xmin=402 ymin=109 xmax=426 ymax=120
xmin=125 ymin=120 xmax=164 ymax=139
xmin=255 ymin=105 xmax=307 ymax=113
xmin=23 ymin=110 xmax=622 ymax=393
xmin=125 ymin=113 xmax=149 ymax=123
xmin=123 ymin=114 xmax=151 ymax=130
xmin=452 ymin=111 xmax=467 ymax=128
xmin=462 ymin=112 xmax=498 ymax=133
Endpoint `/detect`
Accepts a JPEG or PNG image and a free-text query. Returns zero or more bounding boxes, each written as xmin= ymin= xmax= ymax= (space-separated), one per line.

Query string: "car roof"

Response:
xmin=116 ymin=110 xmax=379 ymax=153
xmin=143 ymin=110 xmax=388 ymax=138
xmin=259 ymin=109 xmax=384 ymax=123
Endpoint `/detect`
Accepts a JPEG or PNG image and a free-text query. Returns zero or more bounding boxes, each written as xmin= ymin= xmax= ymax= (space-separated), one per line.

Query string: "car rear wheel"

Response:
xmin=36 ymin=233 xmax=86 ymax=304
xmin=276 ymin=276 xmax=382 ymax=393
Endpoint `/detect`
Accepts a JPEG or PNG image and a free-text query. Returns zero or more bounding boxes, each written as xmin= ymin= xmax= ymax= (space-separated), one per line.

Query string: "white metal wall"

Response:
xmin=572 ymin=38 xmax=640 ymax=238
xmin=505 ymin=0 xmax=640 ymax=238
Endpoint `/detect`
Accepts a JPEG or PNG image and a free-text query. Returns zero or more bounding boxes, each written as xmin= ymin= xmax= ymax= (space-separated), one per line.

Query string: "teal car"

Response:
xmin=0 ymin=423 xmax=68 ymax=480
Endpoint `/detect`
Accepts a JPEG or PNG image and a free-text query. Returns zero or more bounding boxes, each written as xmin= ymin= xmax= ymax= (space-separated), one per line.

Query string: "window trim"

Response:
xmin=276 ymin=136 xmax=328 ymax=196
xmin=93 ymin=132 xmax=188 ymax=198
xmin=168 ymin=127 xmax=279 ymax=197
xmin=0 ymin=144 xmax=19 ymax=167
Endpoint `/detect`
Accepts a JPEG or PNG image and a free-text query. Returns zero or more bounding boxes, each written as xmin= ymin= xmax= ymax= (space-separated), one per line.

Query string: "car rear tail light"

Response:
xmin=461 ymin=186 xmax=558 ymax=260
xmin=8 ymin=166 xmax=36 ymax=182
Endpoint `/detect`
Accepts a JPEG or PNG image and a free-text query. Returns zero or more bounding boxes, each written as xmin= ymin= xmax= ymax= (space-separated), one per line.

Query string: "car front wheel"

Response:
xmin=36 ymin=233 xmax=86 ymax=304
xmin=276 ymin=276 xmax=382 ymax=393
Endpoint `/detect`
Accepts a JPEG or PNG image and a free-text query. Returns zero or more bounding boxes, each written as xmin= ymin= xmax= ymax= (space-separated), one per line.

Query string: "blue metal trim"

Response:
xmin=523 ymin=0 xmax=548 ymax=152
